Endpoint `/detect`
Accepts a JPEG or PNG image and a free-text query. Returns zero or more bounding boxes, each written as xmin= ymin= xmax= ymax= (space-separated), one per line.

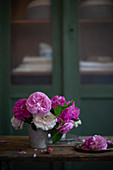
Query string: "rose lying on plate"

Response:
xmin=82 ymin=135 xmax=108 ymax=150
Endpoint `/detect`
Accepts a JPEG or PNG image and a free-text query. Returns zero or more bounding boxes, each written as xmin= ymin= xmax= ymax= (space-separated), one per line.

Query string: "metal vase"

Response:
xmin=28 ymin=124 xmax=48 ymax=148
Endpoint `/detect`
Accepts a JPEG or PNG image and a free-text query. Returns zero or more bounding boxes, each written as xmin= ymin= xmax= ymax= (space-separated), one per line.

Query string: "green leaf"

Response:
xmin=31 ymin=123 xmax=37 ymax=131
xmin=52 ymin=131 xmax=63 ymax=144
xmin=54 ymin=105 xmax=62 ymax=116
xmin=62 ymin=99 xmax=75 ymax=111
xmin=53 ymin=99 xmax=75 ymax=118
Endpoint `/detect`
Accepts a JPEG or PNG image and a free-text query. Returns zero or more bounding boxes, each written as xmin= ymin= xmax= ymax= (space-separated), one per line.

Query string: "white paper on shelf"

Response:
xmin=12 ymin=64 xmax=52 ymax=72
xmin=12 ymin=56 xmax=52 ymax=72
xmin=23 ymin=56 xmax=52 ymax=64
xmin=80 ymin=61 xmax=113 ymax=72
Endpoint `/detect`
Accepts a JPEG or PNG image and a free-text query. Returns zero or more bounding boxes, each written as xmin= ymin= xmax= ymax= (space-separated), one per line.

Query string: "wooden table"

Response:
xmin=0 ymin=136 xmax=113 ymax=169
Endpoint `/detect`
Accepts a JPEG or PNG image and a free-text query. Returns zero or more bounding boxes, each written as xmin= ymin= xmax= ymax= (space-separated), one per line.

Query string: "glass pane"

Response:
xmin=11 ymin=0 xmax=52 ymax=85
xmin=79 ymin=0 xmax=113 ymax=85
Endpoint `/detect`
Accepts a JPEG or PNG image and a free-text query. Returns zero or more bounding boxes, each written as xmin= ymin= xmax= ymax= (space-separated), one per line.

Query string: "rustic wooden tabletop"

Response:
xmin=0 ymin=136 xmax=113 ymax=162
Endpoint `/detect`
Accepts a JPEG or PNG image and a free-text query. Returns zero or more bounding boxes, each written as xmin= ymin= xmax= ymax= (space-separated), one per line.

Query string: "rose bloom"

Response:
xmin=13 ymin=99 xmax=31 ymax=120
xmin=57 ymin=120 xmax=74 ymax=134
xmin=51 ymin=95 xmax=66 ymax=109
xmin=74 ymin=119 xmax=82 ymax=127
xmin=82 ymin=135 xmax=108 ymax=150
xmin=33 ymin=112 xmax=57 ymax=130
xmin=26 ymin=92 xmax=51 ymax=116
xmin=11 ymin=116 xmax=24 ymax=130
xmin=58 ymin=102 xmax=80 ymax=122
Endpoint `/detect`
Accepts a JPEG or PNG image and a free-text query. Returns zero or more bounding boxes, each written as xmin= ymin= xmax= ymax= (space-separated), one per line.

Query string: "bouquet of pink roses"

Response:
xmin=11 ymin=91 xmax=81 ymax=143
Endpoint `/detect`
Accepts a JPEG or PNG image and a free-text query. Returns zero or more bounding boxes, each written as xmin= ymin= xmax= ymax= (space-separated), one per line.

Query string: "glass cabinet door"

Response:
xmin=79 ymin=0 xmax=113 ymax=85
xmin=11 ymin=0 xmax=53 ymax=85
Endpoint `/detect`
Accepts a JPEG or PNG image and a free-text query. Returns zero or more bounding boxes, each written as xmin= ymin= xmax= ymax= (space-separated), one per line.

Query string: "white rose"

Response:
xmin=33 ymin=112 xmax=57 ymax=131
xmin=74 ymin=119 xmax=82 ymax=128
xmin=11 ymin=116 xmax=24 ymax=130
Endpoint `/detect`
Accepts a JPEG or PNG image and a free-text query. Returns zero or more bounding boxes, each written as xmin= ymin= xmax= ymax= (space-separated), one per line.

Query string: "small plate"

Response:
xmin=48 ymin=134 xmax=78 ymax=144
xmin=75 ymin=143 xmax=113 ymax=153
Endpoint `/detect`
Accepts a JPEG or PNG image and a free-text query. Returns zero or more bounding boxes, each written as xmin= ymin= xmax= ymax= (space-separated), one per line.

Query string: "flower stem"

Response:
xmin=57 ymin=116 xmax=64 ymax=123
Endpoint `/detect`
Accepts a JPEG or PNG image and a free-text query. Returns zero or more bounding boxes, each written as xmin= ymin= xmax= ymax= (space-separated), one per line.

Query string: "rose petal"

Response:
xmin=47 ymin=147 xmax=53 ymax=153
xmin=33 ymin=153 xmax=37 ymax=157
xmin=18 ymin=151 xmax=26 ymax=154
xmin=0 ymin=140 xmax=7 ymax=143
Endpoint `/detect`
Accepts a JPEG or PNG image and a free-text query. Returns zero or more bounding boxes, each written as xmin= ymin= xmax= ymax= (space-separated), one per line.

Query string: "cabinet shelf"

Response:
xmin=80 ymin=19 xmax=113 ymax=23
xmin=11 ymin=20 xmax=51 ymax=24
xmin=80 ymin=71 xmax=113 ymax=75
xmin=11 ymin=71 xmax=52 ymax=76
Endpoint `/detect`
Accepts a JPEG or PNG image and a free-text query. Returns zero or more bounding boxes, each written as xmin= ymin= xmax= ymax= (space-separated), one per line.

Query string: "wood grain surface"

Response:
xmin=0 ymin=136 xmax=113 ymax=162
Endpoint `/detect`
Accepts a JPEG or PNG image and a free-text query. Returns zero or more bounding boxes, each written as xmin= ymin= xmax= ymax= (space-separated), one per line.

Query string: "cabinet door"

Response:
xmin=79 ymin=0 xmax=113 ymax=136
xmin=0 ymin=0 xmax=62 ymax=135
xmin=10 ymin=1 xmax=62 ymax=96
xmin=79 ymin=0 xmax=113 ymax=85
xmin=62 ymin=0 xmax=113 ymax=137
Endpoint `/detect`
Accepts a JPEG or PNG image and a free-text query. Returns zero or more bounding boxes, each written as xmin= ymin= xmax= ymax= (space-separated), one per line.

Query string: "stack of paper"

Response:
xmin=12 ymin=56 xmax=52 ymax=72
xmin=80 ymin=61 xmax=113 ymax=72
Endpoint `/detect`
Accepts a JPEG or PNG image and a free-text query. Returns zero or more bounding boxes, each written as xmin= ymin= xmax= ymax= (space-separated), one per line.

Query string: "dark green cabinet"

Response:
xmin=1 ymin=0 xmax=113 ymax=169
xmin=1 ymin=0 xmax=113 ymax=140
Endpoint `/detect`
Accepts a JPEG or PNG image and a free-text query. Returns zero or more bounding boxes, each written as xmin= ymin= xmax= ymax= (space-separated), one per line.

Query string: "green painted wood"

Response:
xmin=65 ymin=162 xmax=113 ymax=170
xmin=62 ymin=0 xmax=80 ymax=100
xmin=80 ymin=85 xmax=113 ymax=98
xmin=11 ymin=162 xmax=52 ymax=170
xmin=52 ymin=0 xmax=63 ymax=96
xmin=80 ymin=98 xmax=113 ymax=136
xmin=10 ymin=85 xmax=53 ymax=99
xmin=0 ymin=0 xmax=10 ymax=135
xmin=0 ymin=0 xmax=2 ymax=134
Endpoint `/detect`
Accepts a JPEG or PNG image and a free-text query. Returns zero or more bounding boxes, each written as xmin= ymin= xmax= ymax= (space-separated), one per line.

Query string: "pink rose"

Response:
xmin=57 ymin=120 xmax=74 ymax=134
xmin=26 ymin=92 xmax=51 ymax=116
xmin=58 ymin=101 xmax=80 ymax=122
xmin=51 ymin=95 xmax=66 ymax=109
xmin=13 ymin=99 xmax=31 ymax=120
xmin=11 ymin=116 xmax=24 ymax=130
xmin=82 ymin=135 xmax=108 ymax=150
